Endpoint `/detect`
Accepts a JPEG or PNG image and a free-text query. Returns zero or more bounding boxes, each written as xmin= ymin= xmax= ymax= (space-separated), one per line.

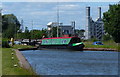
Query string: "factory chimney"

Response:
xmin=86 ymin=7 xmax=90 ymax=18
xmin=85 ymin=6 xmax=91 ymax=39
xmin=98 ymin=7 xmax=101 ymax=19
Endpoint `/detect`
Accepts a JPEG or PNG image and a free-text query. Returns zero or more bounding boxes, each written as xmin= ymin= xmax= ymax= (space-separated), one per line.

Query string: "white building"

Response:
xmin=85 ymin=7 xmax=104 ymax=40
xmin=47 ymin=21 xmax=75 ymax=37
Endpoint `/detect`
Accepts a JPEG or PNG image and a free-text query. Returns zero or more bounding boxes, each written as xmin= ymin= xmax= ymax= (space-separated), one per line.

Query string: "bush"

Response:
xmin=103 ymin=34 xmax=112 ymax=41
xmin=2 ymin=38 xmax=10 ymax=48
xmin=118 ymin=43 xmax=120 ymax=52
xmin=88 ymin=37 xmax=98 ymax=42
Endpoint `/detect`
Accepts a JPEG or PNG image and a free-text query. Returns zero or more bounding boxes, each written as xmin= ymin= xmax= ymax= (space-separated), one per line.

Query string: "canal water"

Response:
xmin=21 ymin=50 xmax=118 ymax=75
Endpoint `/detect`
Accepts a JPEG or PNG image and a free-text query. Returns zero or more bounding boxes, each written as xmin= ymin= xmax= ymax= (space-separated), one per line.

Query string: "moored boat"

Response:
xmin=39 ymin=37 xmax=85 ymax=51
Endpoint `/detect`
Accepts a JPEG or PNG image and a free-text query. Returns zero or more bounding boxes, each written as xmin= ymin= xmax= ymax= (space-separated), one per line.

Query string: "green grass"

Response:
xmin=84 ymin=40 xmax=118 ymax=50
xmin=2 ymin=45 xmax=36 ymax=75
xmin=0 ymin=36 xmax=2 ymax=76
xmin=0 ymin=48 xmax=2 ymax=76
xmin=12 ymin=45 xmax=34 ymax=49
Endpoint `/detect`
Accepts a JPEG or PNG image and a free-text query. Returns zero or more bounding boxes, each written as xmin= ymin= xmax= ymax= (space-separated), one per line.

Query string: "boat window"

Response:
xmin=69 ymin=37 xmax=81 ymax=44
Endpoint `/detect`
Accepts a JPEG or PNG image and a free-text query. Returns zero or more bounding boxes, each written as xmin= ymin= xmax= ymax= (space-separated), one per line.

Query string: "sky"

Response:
xmin=1 ymin=1 xmax=119 ymax=30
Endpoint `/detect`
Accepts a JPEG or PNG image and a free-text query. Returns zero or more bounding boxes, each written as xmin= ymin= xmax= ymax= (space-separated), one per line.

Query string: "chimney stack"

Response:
xmin=98 ymin=7 xmax=101 ymax=19
xmin=71 ymin=21 xmax=75 ymax=34
xmin=85 ymin=6 xmax=91 ymax=39
xmin=86 ymin=7 xmax=90 ymax=18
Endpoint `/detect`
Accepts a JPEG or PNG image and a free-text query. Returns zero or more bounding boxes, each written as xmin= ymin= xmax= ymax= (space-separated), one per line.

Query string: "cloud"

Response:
xmin=52 ymin=4 xmax=81 ymax=12
xmin=2 ymin=0 xmax=120 ymax=2
xmin=59 ymin=4 xmax=80 ymax=11
xmin=30 ymin=11 xmax=56 ymax=15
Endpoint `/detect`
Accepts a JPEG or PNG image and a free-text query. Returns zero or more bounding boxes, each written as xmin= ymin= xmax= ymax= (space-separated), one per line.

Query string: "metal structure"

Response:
xmin=47 ymin=22 xmax=75 ymax=37
xmin=20 ymin=19 xmax=24 ymax=32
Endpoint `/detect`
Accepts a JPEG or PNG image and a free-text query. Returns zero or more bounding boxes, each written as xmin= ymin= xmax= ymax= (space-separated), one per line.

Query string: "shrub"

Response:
xmin=88 ymin=37 xmax=98 ymax=42
xmin=118 ymin=43 xmax=120 ymax=52
xmin=103 ymin=34 xmax=112 ymax=41
xmin=2 ymin=38 xmax=10 ymax=48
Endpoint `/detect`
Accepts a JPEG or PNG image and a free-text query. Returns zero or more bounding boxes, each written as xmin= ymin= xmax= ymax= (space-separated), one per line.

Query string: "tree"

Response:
xmin=103 ymin=34 xmax=112 ymax=41
xmin=30 ymin=29 xmax=47 ymax=39
xmin=2 ymin=14 xmax=20 ymax=38
xmin=17 ymin=29 xmax=47 ymax=39
xmin=17 ymin=27 xmax=30 ymax=39
xmin=103 ymin=4 xmax=120 ymax=43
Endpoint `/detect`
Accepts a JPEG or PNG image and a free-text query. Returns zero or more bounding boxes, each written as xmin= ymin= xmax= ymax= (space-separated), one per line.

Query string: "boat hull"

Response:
xmin=68 ymin=44 xmax=85 ymax=51
xmin=39 ymin=44 xmax=84 ymax=51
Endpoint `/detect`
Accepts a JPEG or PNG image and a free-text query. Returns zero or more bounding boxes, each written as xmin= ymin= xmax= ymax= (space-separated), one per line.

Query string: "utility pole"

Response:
xmin=57 ymin=1 xmax=59 ymax=37
xmin=14 ymin=21 xmax=16 ymax=40
xmin=31 ymin=20 xmax=33 ymax=39
xmin=21 ymin=19 xmax=24 ymax=32
xmin=0 ymin=8 xmax=2 ymax=34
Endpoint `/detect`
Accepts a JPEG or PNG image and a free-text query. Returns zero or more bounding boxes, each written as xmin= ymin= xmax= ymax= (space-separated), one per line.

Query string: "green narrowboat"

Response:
xmin=39 ymin=37 xmax=84 ymax=51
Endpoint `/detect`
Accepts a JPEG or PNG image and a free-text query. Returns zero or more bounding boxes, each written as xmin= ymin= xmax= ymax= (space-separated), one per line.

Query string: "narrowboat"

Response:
xmin=39 ymin=37 xmax=85 ymax=51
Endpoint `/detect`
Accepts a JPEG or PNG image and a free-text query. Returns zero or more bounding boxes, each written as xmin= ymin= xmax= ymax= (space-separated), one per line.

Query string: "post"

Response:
xmin=0 ymin=9 xmax=2 ymax=34
xmin=31 ymin=20 xmax=33 ymax=39
xmin=57 ymin=2 xmax=59 ymax=37
xmin=15 ymin=22 xmax=16 ymax=40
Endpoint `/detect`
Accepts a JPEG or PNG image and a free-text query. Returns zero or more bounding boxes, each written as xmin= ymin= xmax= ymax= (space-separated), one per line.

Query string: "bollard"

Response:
xmin=14 ymin=64 xmax=17 ymax=67
xmin=11 ymin=57 xmax=14 ymax=60
xmin=12 ymin=49 xmax=14 ymax=52
xmin=11 ymin=53 xmax=14 ymax=55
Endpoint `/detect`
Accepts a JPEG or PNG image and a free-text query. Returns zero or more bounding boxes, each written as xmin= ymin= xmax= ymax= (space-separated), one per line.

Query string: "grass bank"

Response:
xmin=84 ymin=40 xmax=119 ymax=51
xmin=0 ymin=35 xmax=2 ymax=76
xmin=2 ymin=45 xmax=36 ymax=75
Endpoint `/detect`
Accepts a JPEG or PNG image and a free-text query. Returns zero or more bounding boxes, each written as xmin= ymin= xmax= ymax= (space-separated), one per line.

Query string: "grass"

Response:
xmin=84 ymin=40 xmax=118 ymax=50
xmin=0 ymin=35 xmax=2 ymax=76
xmin=13 ymin=44 xmax=34 ymax=49
xmin=0 ymin=48 xmax=2 ymax=76
xmin=2 ymin=45 xmax=36 ymax=75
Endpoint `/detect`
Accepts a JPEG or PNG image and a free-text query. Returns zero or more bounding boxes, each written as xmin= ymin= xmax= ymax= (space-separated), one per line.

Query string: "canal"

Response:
xmin=21 ymin=50 xmax=118 ymax=75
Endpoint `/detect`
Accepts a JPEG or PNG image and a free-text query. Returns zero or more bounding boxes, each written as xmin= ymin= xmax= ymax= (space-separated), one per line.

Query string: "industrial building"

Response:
xmin=85 ymin=7 xmax=104 ymax=40
xmin=47 ymin=21 xmax=75 ymax=38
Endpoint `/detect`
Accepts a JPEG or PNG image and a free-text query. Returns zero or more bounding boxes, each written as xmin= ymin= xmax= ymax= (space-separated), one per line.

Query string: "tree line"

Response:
xmin=2 ymin=14 xmax=47 ymax=39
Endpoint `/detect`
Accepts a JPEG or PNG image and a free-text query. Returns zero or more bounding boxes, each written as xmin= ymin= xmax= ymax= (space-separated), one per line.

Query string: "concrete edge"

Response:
xmin=14 ymin=49 xmax=34 ymax=71
xmin=84 ymin=48 xmax=117 ymax=51
xmin=18 ymin=47 xmax=38 ymax=51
